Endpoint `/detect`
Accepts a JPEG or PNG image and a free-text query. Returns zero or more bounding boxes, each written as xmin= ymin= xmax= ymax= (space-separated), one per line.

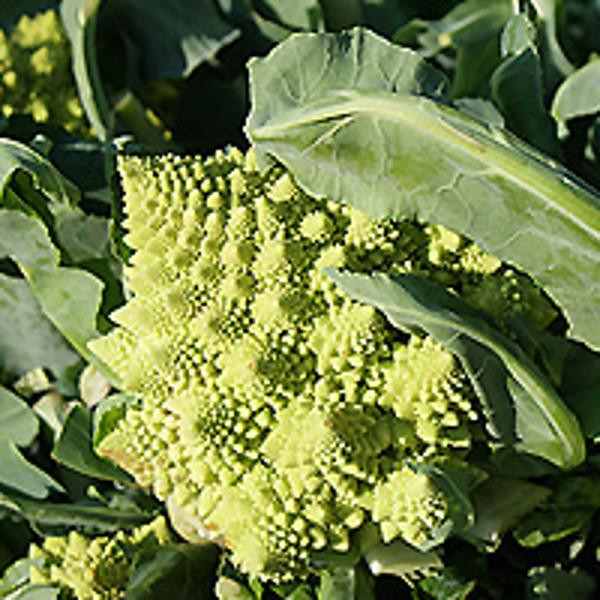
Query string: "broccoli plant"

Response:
xmin=27 ymin=517 xmax=172 ymax=599
xmin=0 ymin=9 xmax=88 ymax=134
xmin=1 ymin=2 xmax=600 ymax=598
xmin=87 ymin=146 xmax=564 ymax=581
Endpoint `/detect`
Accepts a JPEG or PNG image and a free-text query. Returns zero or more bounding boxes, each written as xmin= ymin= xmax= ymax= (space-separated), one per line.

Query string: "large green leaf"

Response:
xmin=125 ymin=544 xmax=220 ymax=600
xmin=0 ymin=386 xmax=38 ymax=447
xmin=552 ymin=58 xmax=600 ymax=134
xmin=393 ymin=0 xmax=511 ymax=97
xmin=247 ymin=28 xmax=448 ymax=150
xmin=0 ymin=275 xmax=79 ymax=379
xmin=60 ymin=0 xmax=111 ymax=139
xmin=325 ymin=270 xmax=585 ymax=469
xmin=52 ymin=404 xmax=132 ymax=483
xmin=0 ymin=439 xmax=64 ymax=499
xmin=0 ymin=138 xmax=78 ymax=207
xmin=491 ymin=14 xmax=562 ymax=157
xmin=0 ymin=491 xmax=152 ymax=535
xmin=466 ymin=476 xmax=550 ymax=550
xmin=0 ymin=210 xmax=112 ymax=378
xmin=246 ymin=28 xmax=600 ymax=351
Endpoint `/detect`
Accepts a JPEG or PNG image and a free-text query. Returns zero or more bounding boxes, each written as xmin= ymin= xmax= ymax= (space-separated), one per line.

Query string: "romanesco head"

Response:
xmin=27 ymin=517 xmax=172 ymax=599
xmin=89 ymin=147 xmax=555 ymax=581
xmin=0 ymin=10 xmax=88 ymax=134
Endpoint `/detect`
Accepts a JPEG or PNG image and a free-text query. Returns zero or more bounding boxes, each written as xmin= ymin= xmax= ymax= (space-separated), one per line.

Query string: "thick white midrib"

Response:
xmin=252 ymin=92 xmax=600 ymax=239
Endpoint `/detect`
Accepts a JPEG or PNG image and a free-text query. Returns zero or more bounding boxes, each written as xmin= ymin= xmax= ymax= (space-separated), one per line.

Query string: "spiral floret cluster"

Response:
xmin=27 ymin=517 xmax=171 ymax=599
xmin=89 ymin=147 xmax=556 ymax=580
xmin=0 ymin=9 xmax=88 ymax=133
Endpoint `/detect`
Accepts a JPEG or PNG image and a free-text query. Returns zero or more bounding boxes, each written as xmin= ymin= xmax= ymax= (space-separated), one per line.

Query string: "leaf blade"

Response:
xmin=0 ymin=491 xmax=152 ymax=535
xmin=125 ymin=544 xmax=220 ymax=600
xmin=102 ymin=0 xmax=239 ymax=81
xmin=552 ymin=58 xmax=600 ymax=129
xmin=246 ymin=28 xmax=600 ymax=351
xmin=0 ymin=439 xmax=64 ymax=500
xmin=60 ymin=0 xmax=111 ymax=139
xmin=51 ymin=404 xmax=132 ymax=483
xmin=0 ymin=209 xmax=116 ymax=381
xmin=0 ymin=138 xmax=78 ymax=207
xmin=491 ymin=15 xmax=562 ymax=157
xmin=0 ymin=386 xmax=39 ymax=448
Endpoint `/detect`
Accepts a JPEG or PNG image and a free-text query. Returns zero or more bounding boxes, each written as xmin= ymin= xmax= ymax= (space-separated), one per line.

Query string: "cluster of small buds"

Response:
xmin=0 ymin=10 xmax=88 ymax=133
xmin=89 ymin=146 xmax=546 ymax=580
xmin=463 ymin=268 xmax=558 ymax=331
xmin=27 ymin=517 xmax=172 ymax=599
xmin=379 ymin=337 xmax=478 ymax=455
xmin=372 ymin=466 xmax=448 ymax=547
xmin=426 ymin=224 xmax=558 ymax=330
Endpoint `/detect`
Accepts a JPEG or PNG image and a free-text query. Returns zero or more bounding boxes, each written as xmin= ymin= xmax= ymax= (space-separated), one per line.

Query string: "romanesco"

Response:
xmin=26 ymin=517 xmax=171 ymax=599
xmin=0 ymin=10 xmax=88 ymax=134
xmin=89 ymin=147 xmax=557 ymax=581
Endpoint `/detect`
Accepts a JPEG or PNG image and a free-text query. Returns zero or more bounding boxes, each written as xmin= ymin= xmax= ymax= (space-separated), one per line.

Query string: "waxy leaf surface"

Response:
xmin=246 ymin=28 xmax=600 ymax=351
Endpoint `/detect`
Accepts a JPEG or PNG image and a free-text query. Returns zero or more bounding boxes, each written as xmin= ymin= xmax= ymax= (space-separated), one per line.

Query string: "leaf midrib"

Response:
xmin=252 ymin=90 xmax=600 ymax=236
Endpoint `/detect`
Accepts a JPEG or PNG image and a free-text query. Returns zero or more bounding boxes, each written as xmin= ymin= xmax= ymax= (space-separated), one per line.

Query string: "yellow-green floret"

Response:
xmin=0 ymin=10 xmax=88 ymax=133
xmin=27 ymin=517 xmax=171 ymax=599
xmin=89 ymin=147 xmax=556 ymax=581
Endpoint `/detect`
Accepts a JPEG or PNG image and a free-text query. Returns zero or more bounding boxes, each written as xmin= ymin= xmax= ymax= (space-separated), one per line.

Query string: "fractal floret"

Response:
xmin=27 ymin=517 xmax=171 ymax=599
xmin=0 ymin=9 xmax=87 ymax=133
xmin=89 ymin=147 xmax=557 ymax=580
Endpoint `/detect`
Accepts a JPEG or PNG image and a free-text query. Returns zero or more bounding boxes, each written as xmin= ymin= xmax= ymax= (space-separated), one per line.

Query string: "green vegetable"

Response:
xmin=325 ymin=270 xmax=584 ymax=469
xmin=26 ymin=516 xmax=172 ymax=599
xmin=0 ymin=9 xmax=88 ymax=134
xmin=88 ymin=146 xmax=561 ymax=581
xmin=2 ymin=2 xmax=600 ymax=596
